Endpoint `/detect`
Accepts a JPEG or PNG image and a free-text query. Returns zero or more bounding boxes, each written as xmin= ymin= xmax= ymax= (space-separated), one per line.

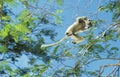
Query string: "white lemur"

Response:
xmin=41 ymin=16 xmax=92 ymax=48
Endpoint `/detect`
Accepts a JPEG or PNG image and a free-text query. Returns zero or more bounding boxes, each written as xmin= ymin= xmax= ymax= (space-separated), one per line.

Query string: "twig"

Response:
xmin=107 ymin=67 xmax=118 ymax=76
xmin=97 ymin=63 xmax=120 ymax=77
xmin=86 ymin=58 xmax=120 ymax=65
xmin=98 ymin=65 xmax=105 ymax=77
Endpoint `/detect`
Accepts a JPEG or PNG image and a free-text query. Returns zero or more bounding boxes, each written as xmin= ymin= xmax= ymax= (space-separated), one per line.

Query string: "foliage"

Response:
xmin=98 ymin=0 xmax=120 ymax=20
xmin=0 ymin=0 xmax=120 ymax=77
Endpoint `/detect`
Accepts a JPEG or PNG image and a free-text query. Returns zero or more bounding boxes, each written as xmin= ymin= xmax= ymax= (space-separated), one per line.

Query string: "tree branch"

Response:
xmin=97 ymin=62 xmax=120 ymax=77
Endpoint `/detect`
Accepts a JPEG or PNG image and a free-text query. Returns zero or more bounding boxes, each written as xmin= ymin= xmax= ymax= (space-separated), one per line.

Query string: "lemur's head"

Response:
xmin=77 ymin=16 xmax=92 ymax=29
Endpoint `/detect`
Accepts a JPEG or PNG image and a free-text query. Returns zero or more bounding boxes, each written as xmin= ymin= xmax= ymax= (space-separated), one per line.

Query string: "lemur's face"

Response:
xmin=83 ymin=17 xmax=92 ymax=29
xmin=77 ymin=17 xmax=92 ymax=29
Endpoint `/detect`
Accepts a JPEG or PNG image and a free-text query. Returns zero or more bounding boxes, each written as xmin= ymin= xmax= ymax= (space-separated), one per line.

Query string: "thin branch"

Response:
xmin=86 ymin=58 xmax=120 ymax=65
xmin=97 ymin=63 xmax=120 ymax=77
xmin=107 ymin=66 xmax=118 ymax=76
xmin=99 ymin=66 xmax=105 ymax=77
xmin=117 ymin=67 xmax=120 ymax=77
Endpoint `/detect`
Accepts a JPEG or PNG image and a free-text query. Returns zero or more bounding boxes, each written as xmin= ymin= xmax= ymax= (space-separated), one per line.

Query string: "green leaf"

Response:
xmin=98 ymin=6 xmax=105 ymax=11
xmin=0 ymin=24 xmax=11 ymax=39
xmin=92 ymin=44 xmax=104 ymax=52
xmin=52 ymin=45 xmax=59 ymax=54
xmin=98 ymin=19 xmax=105 ymax=24
xmin=57 ymin=0 xmax=64 ymax=6
xmin=0 ymin=45 xmax=7 ymax=52
xmin=23 ymin=37 xmax=29 ymax=41
xmin=105 ymin=35 xmax=111 ymax=41
xmin=63 ymin=51 xmax=72 ymax=57
xmin=0 ymin=61 xmax=8 ymax=66
xmin=51 ymin=13 xmax=62 ymax=24
xmin=22 ymin=73 xmax=31 ymax=77
xmin=15 ymin=24 xmax=30 ymax=33
xmin=56 ymin=16 xmax=62 ymax=24
xmin=5 ymin=66 xmax=12 ymax=71
xmin=51 ymin=9 xmax=63 ymax=24
xmin=2 ymin=16 xmax=10 ymax=20
xmin=4 ymin=0 xmax=14 ymax=3
xmin=13 ymin=35 xmax=19 ymax=42
xmin=110 ymin=47 xmax=119 ymax=51
xmin=40 ymin=65 xmax=48 ymax=75
xmin=56 ymin=10 xmax=63 ymax=14
xmin=10 ymin=30 xmax=19 ymax=42
xmin=28 ymin=0 xmax=37 ymax=3
xmin=17 ymin=10 xmax=29 ymax=21
xmin=91 ymin=20 xmax=98 ymax=26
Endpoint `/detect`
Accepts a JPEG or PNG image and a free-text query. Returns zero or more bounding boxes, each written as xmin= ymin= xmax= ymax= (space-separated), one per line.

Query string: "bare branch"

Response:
xmin=86 ymin=58 xmax=120 ymax=65
xmin=97 ymin=62 xmax=120 ymax=77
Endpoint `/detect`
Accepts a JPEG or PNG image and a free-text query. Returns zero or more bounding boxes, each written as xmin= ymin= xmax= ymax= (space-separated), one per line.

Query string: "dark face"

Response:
xmin=87 ymin=21 xmax=92 ymax=28
xmin=84 ymin=18 xmax=92 ymax=29
xmin=77 ymin=17 xmax=92 ymax=29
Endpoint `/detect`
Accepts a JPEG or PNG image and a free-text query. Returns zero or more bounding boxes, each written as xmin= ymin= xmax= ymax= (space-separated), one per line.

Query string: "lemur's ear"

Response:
xmin=77 ymin=18 xmax=85 ymax=23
